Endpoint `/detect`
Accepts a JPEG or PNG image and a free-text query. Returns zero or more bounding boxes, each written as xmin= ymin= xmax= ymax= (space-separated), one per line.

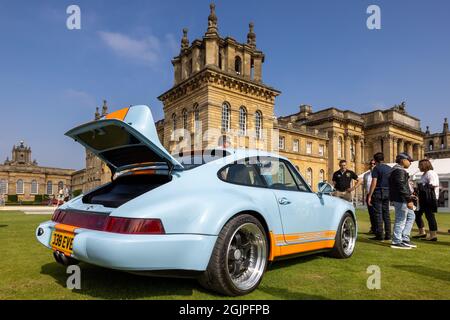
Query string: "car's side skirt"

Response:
xmin=268 ymin=231 xmax=335 ymax=261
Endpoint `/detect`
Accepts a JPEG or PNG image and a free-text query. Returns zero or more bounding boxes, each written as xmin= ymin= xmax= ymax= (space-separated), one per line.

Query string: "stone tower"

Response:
xmin=158 ymin=3 xmax=280 ymax=153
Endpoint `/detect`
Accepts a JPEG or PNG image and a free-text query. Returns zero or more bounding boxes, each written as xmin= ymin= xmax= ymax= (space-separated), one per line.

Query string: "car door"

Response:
xmin=259 ymin=158 xmax=334 ymax=244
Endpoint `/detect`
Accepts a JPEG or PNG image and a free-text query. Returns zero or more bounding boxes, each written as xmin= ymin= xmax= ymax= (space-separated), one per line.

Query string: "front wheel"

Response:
xmin=330 ymin=212 xmax=357 ymax=259
xmin=198 ymin=214 xmax=268 ymax=296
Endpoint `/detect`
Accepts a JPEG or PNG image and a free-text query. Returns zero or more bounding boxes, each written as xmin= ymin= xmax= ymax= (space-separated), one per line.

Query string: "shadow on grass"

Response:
xmin=257 ymin=286 xmax=328 ymax=300
xmin=393 ymin=265 xmax=450 ymax=282
xmin=267 ymin=254 xmax=319 ymax=271
xmin=40 ymin=262 xmax=213 ymax=299
xmin=357 ymin=237 xmax=391 ymax=247
xmin=0 ymin=225 xmax=8 ymax=228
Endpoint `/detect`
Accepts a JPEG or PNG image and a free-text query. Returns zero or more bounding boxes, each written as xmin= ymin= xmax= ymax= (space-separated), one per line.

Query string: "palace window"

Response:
xmin=31 ymin=180 xmax=38 ymax=195
xmin=239 ymin=106 xmax=247 ymax=136
xmin=429 ymin=141 xmax=434 ymax=151
xmin=221 ymin=102 xmax=231 ymax=133
xmin=234 ymin=56 xmax=242 ymax=75
xmin=193 ymin=104 xmax=200 ymax=132
xmin=0 ymin=179 xmax=8 ymax=194
xmin=16 ymin=179 xmax=24 ymax=195
xmin=182 ymin=108 xmax=188 ymax=131
xmin=319 ymin=144 xmax=325 ymax=157
xmin=255 ymin=111 xmax=262 ymax=139
xmin=337 ymin=137 xmax=343 ymax=158
xmin=172 ymin=113 xmax=177 ymax=133
xmin=46 ymin=181 xmax=53 ymax=195
xmin=306 ymin=142 xmax=312 ymax=155
xmin=293 ymin=139 xmax=299 ymax=152
xmin=319 ymin=169 xmax=325 ymax=183
xmin=58 ymin=181 xmax=64 ymax=191
xmin=279 ymin=136 xmax=285 ymax=150
xmin=306 ymin=168 xmax=313 ymax=187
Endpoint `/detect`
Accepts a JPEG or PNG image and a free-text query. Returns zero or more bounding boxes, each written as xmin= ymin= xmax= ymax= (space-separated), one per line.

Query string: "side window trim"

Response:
xmin=281 ymin=159 xmax=313 ymax=193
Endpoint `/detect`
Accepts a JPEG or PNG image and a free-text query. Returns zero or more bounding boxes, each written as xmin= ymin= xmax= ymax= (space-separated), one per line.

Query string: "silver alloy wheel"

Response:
xmin=341 ymin=216 xmax=356 ymax=256
xmin=225 ymin=222 xmax=267 ymax=291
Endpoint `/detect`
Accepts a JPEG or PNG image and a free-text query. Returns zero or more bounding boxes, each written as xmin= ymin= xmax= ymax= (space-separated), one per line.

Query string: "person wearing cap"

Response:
xmin=367 ymin=152 xmax=392 ymax=241
xmin=388 ymin=153 xmax=417 ymax=249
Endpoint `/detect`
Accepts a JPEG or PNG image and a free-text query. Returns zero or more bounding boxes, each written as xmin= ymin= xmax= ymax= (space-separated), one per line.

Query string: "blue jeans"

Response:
xmin=392 ymin=201 xmax=416 ymax=244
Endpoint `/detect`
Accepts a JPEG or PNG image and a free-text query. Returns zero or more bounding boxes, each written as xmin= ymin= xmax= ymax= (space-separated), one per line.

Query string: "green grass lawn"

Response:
xmin=0 ymin=210 xmax=449 ymax=300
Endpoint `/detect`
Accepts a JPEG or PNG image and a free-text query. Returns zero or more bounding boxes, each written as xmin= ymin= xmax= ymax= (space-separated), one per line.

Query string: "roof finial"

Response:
xmin=206 ymin=3 xmax=218 ymax=35
xmin=94 ymin=106 xmax=100 ymax=120
xmin=444 ymin=117 xmax=449 ymax=133
xmin=181 ymin=28 xmax=189 ymax=51
xmin=102 ymin=100 xmax=108 ymax=116
xmin=247 ymin=22 xmax=256 ymax=47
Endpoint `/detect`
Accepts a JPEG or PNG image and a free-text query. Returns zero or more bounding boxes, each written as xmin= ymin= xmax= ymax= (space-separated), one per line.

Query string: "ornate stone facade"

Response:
xmin=424 ymin=118 xmax=450 ymax=159
xmin=6 ymin=3 xmax=441 ymax=198
xmin=0 ymin=141 xmax=74 ymax=201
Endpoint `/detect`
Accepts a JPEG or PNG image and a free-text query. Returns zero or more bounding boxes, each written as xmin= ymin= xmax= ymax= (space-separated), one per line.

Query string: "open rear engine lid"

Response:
xmin=65 ymin=105 xmax=184 ymax=173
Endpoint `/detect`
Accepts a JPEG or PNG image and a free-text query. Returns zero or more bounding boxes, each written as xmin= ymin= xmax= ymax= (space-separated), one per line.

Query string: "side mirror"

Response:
xmin=318 ymin=182 xmax=334 ymax=195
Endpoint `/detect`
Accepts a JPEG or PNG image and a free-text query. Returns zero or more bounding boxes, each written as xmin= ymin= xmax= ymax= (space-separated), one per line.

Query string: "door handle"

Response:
xmin=278 ymin=197 xmax=291 ymax=205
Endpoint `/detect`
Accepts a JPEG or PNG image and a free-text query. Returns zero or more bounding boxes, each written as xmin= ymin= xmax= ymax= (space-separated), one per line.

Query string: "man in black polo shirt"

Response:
xmin=367 ymin=152 xmax=392 ymax=241
xmin=332 ymin=160 xmax=362 ymax=202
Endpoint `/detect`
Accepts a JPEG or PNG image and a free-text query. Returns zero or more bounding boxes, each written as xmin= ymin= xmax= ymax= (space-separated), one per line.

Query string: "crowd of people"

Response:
xmin=332 ymin=152 xmax=442 ymax=250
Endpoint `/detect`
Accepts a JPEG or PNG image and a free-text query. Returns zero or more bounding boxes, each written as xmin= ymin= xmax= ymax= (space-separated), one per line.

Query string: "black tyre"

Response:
xmin=198 ymin=214 xmax=268 ymax=296
xmin=329 ymin=212 xmax=357 ymax=259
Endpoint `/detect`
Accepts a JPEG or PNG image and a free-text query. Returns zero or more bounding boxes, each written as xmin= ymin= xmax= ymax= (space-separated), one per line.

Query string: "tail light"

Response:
xmin=105 ymin=217 xmax=165 ymax=234
xmin=52 ymin=210 xmax=165 ymax=234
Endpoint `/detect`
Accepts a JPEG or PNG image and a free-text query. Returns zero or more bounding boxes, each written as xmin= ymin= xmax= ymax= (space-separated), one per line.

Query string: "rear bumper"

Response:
xmin=36 ymin=221 xmax=217 ymax=272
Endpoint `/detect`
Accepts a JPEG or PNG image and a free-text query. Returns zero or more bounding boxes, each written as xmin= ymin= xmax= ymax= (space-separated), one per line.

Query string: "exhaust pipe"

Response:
xmin=53 ymin=251 xmax=79 ymax=266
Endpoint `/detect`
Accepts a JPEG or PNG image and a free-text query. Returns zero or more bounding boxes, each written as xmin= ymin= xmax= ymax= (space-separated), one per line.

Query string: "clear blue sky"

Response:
xmin=0 ymin=0 xmax=449 ymax=169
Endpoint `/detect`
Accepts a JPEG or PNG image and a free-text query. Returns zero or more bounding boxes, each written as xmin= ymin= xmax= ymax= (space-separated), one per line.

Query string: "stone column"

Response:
xmin=406 ymin=141 xmax=413 ymax=156
xmin=355 ymin=136 xmax=362 ymax=173
xmin=383 ymin=135 xmax=392 ymax=161
xmin=344 ymin=134 xmax=351 ymax=162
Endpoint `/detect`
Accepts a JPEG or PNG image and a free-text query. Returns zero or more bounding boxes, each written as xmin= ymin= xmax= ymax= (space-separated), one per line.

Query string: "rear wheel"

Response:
xmin=198 ymin=214 xmax=268 ymax=296
xmin=330 ymin=212 xmax=356 ymax=259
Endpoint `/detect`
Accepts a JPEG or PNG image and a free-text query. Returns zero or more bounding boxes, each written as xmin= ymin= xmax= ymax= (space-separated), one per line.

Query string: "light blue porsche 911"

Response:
xmin=36 ymin=105 xmax=357 ymax=296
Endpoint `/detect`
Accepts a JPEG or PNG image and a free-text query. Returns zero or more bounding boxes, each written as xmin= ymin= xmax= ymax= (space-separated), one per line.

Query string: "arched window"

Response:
xmin=58 ymin=181 xmax=64 ymax=191
xmin=171 ymin=113 xmax=177 ymax=133
xmin=429 ymin=141 xmax=434 ymax=151
xmin=337 ymin=137 xmax=343 ymax=158
xmin=319 ymin=170 xmax=325 ymax=183
xmin=182 ymin=108 xmax=188 ymax=131
xmin=193 ymin=104 xmax=200 ymax=132
xmin=255 ymin=110 xmax=262 ymax=139
xmin=234 ymin=56 xmax=242 ymax=75
xmin=306 ymin=168 xmax=313 ymax=187
xmin=0 ymin=179 xmax=7 ymax=194
xmin=31 ymin=180 xmax=38 ymax=195
xmin=46 ymin=181 xmax=53 ymax=195
xmin=16 ymin=179 xmax=24 ymax=195
xmin=239 ymin=106 xmax=247 ymax=136
xmin=221 ymin=102 xmax=231 ymax=132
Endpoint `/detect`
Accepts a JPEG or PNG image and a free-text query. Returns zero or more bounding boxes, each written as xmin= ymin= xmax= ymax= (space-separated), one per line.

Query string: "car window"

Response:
xmin=218 ymin=160 xmax=265 ymax=187
xmin=285 ymin=161 xmax=311 ymax=192
xmin=258 ymin=158 xmax=299 ymax=191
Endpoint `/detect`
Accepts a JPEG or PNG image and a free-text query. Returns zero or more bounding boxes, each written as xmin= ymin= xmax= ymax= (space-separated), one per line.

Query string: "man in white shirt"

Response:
xmin=363 ymin=160 xmax=377 ymax=234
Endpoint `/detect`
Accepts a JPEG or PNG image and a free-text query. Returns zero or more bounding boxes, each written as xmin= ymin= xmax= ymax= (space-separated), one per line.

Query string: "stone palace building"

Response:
xmin=1 ymin=3 xmax=448 ymax=202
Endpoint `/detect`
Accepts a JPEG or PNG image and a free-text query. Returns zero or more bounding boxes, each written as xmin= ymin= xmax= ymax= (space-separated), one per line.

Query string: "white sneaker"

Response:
xmin=391 ymin=243 xmax=411 ymax=249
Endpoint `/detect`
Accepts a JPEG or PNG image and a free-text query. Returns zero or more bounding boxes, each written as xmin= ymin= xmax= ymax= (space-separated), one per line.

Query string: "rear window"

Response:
xmin=174 ymin=149 xmax=231 ymax=170
xmin=76 ymin=125 xmax=140 ymax=151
